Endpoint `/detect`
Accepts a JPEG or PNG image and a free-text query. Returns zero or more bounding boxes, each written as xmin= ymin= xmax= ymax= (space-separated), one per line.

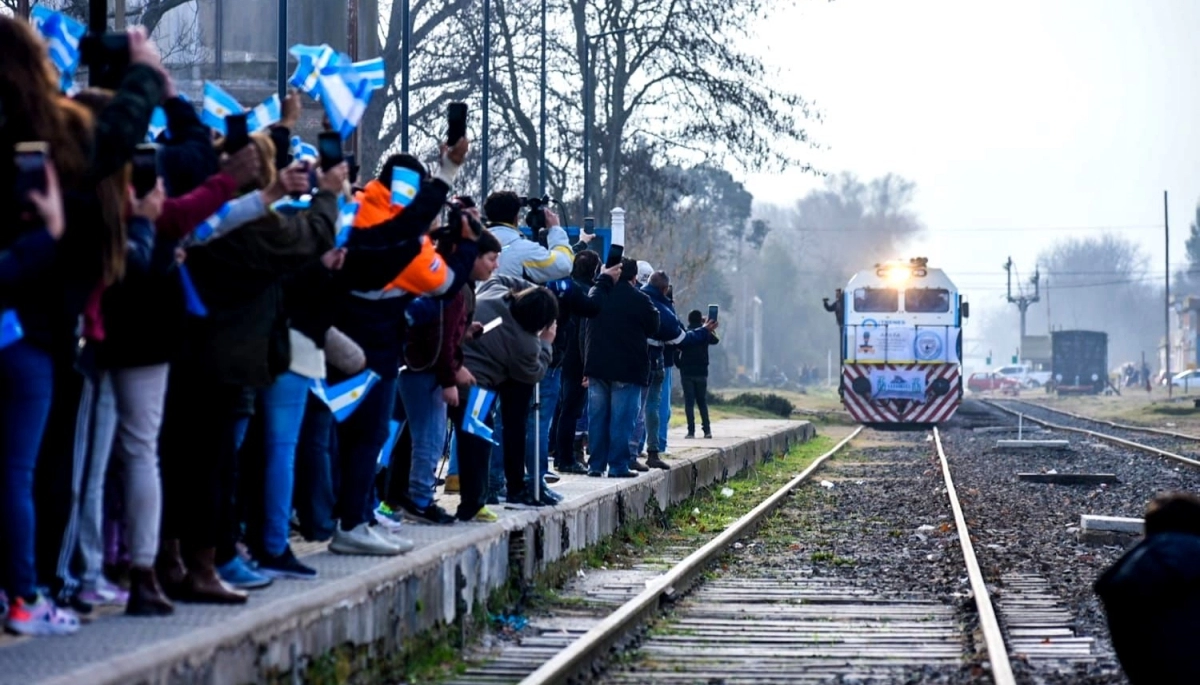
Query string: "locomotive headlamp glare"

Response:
xmin=883 ymin=266 xmax=911 ymax=284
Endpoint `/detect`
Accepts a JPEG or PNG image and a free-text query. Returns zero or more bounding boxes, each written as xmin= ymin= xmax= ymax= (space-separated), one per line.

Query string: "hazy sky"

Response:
xmin=743 ymin=0 xmax=1200 ymax=324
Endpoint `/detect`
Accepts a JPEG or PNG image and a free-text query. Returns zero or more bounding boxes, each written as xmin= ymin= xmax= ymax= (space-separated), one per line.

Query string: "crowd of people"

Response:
xmin=0 ymin=15 xmax=720 ymax=638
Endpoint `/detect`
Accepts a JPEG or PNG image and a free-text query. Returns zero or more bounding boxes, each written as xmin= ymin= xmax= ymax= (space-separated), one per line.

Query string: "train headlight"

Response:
xmin=1091 ymin=374 xmax=1099 ymax=382
xmin=851 ymin=376 xmax=872 ymax=396
xmin=884 ymin=266 xmax=911 ymax=284
xmin=1055 ymin=374 xmax=1063 ymax=382
xmin=930 ymin=378 xmax=951 ymax=396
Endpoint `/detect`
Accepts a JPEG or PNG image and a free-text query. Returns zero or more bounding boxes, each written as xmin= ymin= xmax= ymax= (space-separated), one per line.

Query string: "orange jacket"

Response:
xmin=352 ymin=180 xmax=452 ymax=297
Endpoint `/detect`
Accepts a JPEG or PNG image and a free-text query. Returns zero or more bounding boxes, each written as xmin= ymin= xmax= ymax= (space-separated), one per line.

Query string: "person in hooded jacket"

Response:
xmin=550 ymin=250 xmax=602 ymax=476
xmin=1095 ymin=492 xmax=1200 ymax=684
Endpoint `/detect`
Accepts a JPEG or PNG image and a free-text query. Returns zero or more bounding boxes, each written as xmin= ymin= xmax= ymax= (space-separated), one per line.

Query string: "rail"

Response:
xmin=984 ymin=400 xmax=1200 ymax=468
xmin=1003 ymin=399 xmax=1200 ymax=441
xmin=517 ymin=427 xmax=863 ymax=685
xmin=932 ymin=427 xmax=1016 ymax=685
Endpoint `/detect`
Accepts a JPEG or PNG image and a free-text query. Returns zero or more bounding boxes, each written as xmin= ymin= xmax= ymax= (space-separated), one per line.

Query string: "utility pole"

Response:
xmin=347 ymin=0 xmax=360 ymax=159
xmin=481 ymin=0 xmax=491 ymax=199
xmin=1166 ymin=190 xmax=1172 ymax=398
xmin=539 ymin=0 xmax=547 ymax=195
xmin=17 ymin=0 xmax=30 ymax=19
xmin=1004 ymin=257 xmax=1041 ymax=343
xmin=276 ymin=0 xmax=287 ymax=99
xmin=399 ymin=0 xmax=411 ymax=152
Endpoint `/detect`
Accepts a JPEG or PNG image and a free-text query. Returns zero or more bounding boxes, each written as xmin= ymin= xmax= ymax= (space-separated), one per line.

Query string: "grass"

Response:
xmin=1028 ymin=389 xmax=1200 ymax=432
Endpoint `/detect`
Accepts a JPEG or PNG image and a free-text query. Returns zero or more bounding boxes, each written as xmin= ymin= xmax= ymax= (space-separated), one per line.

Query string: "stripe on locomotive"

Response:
xmin=840 ymin=363 xmax=962 ymax=424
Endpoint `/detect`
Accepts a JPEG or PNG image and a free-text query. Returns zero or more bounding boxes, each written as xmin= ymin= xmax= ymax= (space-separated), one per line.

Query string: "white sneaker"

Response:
xmin=370 ymin=524 xmax=415 ymax=554
xmin=330 ymin=523 xmax=405 ymax=556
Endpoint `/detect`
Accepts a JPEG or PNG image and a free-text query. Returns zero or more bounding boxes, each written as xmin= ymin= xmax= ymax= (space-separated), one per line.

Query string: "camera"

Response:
xmin=80 ymin=32 xmax=131 ymax=91
xmin=429 ymin=198 xmax=483 ymax=246
xmin=520 ymin=194 xmax=555 ymax=245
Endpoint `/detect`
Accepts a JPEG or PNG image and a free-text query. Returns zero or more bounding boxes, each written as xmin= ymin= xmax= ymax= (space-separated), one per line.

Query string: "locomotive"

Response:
xmin=825 ymin=257 xmax=969 ymax=427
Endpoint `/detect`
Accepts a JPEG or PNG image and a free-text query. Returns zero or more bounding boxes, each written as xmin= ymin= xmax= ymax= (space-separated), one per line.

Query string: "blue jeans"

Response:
xmin=0 ymin=342 xmax=53 ymax=599
xmin=335 ymin=376 xmax=397 ymax=531
xmin=397 ymin=371 xmax=448 ymax=508
xmin=526 ymin=366 xmax=561 ymax=478
xmin=488 ymin=403 xmax=506 ymax=494
xmin=447 ymin=432 xmax=458 ymax=476
xmin=658 ymin=367 xmax=672 ymax=451
xmin=644 ymin=368 xmax=666 ymax=453
xmin=260 ymin=372 xmax=310 ymax=556
xmin=293 ymin=394 xmax=336 ymax=541
xmin=630 ymin=384 xmax=650 ymax=458
xmin=587 ymin=380 xmax=644 ymax=475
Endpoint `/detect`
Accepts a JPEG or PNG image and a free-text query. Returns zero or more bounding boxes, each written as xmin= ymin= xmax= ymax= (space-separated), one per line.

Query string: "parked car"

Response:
xmin=993 ymin=363 xmax=1053 ymax=388
xmin=1169 ymin=369 xmax=1200 ymax=390
xmin=967 ymin=372 xmax=1021 ymax=395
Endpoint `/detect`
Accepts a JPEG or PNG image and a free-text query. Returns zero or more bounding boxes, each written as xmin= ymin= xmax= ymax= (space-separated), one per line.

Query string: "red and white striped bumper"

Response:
xmin=840 ymin=363 xmax=962 ymax=424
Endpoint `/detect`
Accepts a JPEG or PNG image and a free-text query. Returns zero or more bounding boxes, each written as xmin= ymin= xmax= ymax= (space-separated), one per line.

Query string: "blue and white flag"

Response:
xmin=354 ymin=57 xmax=387 ymax=92
xmin=287 ymin=43 xmax=383 ymax=139
xmin=390 ymin=168 xmax=421 ymax=208
xmin=201 ymin=82 xmax=245 ymax=135
xmin=147 ymin=107 xmax=168 ymax=142
xmin=377 ymin=419 xmax=404 ymax=468
xmin=310 ymin=370 xmax=381 ymax=422
xmin=31 ymin=7 xmax=85 ymax=93
xmin=463 ymin=386 xmax=498 ymax=445
xmin=337 ymin=199 xmax=359 ymax=248
xmin=192 ymin=202 xmax=232 ymax=243
xmin=270 ymin=196 xmax=311 ymax=216
xmin=176 ymin=263 xmax=208 ymax=317
xmin=290 ymin=136 xmax=318 ymax=164
xmin=0 ymin=309 xmax=24 ymax=350
xmin=246 ymin=94 xmax=282 ymax=133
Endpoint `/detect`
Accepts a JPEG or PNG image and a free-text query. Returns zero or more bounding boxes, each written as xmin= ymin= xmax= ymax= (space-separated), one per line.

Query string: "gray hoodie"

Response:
xmin=462 ymin=275 xmax=552 ymax=389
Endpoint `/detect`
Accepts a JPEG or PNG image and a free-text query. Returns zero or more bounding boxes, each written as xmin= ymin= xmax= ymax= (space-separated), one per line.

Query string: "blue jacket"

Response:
xmin=640 ymin=284 xmax=707 ymax=367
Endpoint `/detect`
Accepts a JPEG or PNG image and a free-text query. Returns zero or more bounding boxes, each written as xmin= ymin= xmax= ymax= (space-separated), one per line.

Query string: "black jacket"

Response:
xmin=582 ymin=276 xmax=659 ymax=386
xmin=552 ymin=277 xmax=601 ymax=371
xmin=677 ymin=324 xmax=719 ymax=377
xmin=1095 ymin=532 xmax=1200 ymax=684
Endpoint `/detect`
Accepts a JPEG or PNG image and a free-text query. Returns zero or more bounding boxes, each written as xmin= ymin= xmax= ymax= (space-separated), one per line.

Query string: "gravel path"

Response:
xmin=990 ymin=399 xmax=1200 ymax=462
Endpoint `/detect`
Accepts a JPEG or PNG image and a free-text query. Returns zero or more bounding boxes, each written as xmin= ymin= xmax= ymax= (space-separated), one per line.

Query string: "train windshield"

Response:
xmin=904 ymin=288 xmax=950 ymax=313
xmin=853 ymin=287 xmax=898 ymax=312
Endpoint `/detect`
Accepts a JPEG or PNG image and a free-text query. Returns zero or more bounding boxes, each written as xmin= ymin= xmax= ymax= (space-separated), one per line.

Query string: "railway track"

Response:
xmin=450 ymin=426 xmax=1074 ymax=685
xmin=984 ymin=399 xmax=1200 ymax=467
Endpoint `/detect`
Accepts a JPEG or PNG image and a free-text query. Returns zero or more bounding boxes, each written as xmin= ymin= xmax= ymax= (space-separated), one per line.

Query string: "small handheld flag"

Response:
xmin=246 ymin=94 xmax=282 ymax=132
xmin=202 ymin=82 xmax=245 ymax=135
xmin=192 ymin=203 xmax=232 ymax=243
xmin=0 ymin=309 xmax=25 ymax=350
xmin=337 ymin=199 xmax=360 ymax=248
xmin=291 ymin=136 xmax=319 ymax=164
xmin=391 ymin=168 xmax=421 ymax=208
xmin=31 ymin=7 xmax=85 ymax=93
xmin=310 ymin=370 xmax=381 ymax=422
xmin=176 ymin=263 xmax=208 ymax=317
xmin=287 ymin=44 xmax=386 ymax=139
xmin=463 ymin=386 xmax=498 ymax=445
xmin=147 ymin=107 xmax=168 ymax=142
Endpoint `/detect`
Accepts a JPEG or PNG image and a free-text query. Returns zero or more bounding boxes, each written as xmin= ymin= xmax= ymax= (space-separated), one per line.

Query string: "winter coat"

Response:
xmin=461 ymin=275 xmax=552 ymax=390
xmin=676 ymin=324 xmax=720 ymax=377
xmin=582 ymin=276 xmax=660 ymax=386
xmin=641 ymin=283 xmax=709 ymax=370
xmin=491 ymin=223 xmax=572 ymax=284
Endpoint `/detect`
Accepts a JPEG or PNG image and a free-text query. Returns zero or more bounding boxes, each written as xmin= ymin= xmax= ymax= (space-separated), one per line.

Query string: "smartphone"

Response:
xmin=708 ymin=304 xmax=719 ymax=323
xmin=605 ymin=243 xmax=624 ymax=269
xmin=131 ymin=144 xmax=159 ymax=198
xmin=345 ymin=153 xmax=359 ymax=185
xmin=14 ymin=141 xmax=49 ymax=213
xmin=447 ymin=102 xmax=468 ymax=145
xmin=269 ymin=126 xmax=292 ymax=170
xmin=317 ymin=132 xmax=343 ymax=172
xmin=583 ymin=216 xmax=595 ymax=235
xmin=224 ymin=113 xmax=250 ymax=154
xmin=481 ymin=316 xmax=503 ymax=335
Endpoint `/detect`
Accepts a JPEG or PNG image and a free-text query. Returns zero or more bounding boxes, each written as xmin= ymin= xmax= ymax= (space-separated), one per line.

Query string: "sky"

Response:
xmin=741 ymin=0 xmax=1200 ymax=327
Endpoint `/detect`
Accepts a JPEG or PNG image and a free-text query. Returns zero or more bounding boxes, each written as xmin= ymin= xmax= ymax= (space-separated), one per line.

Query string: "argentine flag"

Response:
xmin=311 ymin=370 xmax=381 ymax=422
xmin=354 ymin=57 xmax=387 ymax=92
xmin=31 ymin=7 xmax=84 ymax=92
xmin=391 ymin=168 xmax=421 ymax=208
xmin=0 ymin=309 xmax=24 ymax=350
xmin=337 ymin=199 xmax=360 ymax=248
xmin=202 ymin=82 xmax=245 ymax=135
xmin=192 ymin=203 xmax=232 ymax=243
xmin=147 ymin=107 xmax=168 ymax=142
xmin=270 ymin=196 xmax=311 ymax=215
xmin=246 ymin=94 xmax=282 ymax=133
xmin=291 ymin=136 xmax=319 ymax=164
xmin=176 ymin=263 xmax=208 ymax=317
xmin=463 ymin=386 xmax=498 ymax=445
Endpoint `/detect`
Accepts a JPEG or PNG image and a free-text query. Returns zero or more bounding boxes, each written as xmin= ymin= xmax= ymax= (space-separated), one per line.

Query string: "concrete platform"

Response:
xmin=0 ymin=418 xmax=813 ymax=685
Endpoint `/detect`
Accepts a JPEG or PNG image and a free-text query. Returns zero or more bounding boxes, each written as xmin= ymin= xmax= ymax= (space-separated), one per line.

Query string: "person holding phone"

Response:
xmin=677 ymin=310 xmax=721 ymax=439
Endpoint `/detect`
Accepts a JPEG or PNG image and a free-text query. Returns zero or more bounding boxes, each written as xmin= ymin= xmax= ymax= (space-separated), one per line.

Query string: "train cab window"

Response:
xmin=904 ymin=288 xmax=950 ymax=313
xmin=853 ymin=287 xmax=898 ymax=312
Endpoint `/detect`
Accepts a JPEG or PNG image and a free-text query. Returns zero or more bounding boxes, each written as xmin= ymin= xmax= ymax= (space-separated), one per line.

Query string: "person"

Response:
xmin=552 ymin=250 xmax=602 ymax=475
xmin=628 ymin=260 xmax=656 ymax=469
xmin=459 ymin=278 xmax=559 ymax=512
xmin=677 ymin=310 xmax=721 ymax=439
xmin=483 ymin=191 xmax=572 ymax=283
xmin=1095 ymin=492 xmax=1200 ymax=684
xmin=640 ymin=272 xmax=716 ymax=468
xmin=583 ymin=258 xmax=659 ymax=477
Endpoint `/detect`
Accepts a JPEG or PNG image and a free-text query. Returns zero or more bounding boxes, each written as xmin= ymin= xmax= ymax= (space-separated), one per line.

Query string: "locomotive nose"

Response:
xmin=851 ymin=376 xmax=872 ymax=396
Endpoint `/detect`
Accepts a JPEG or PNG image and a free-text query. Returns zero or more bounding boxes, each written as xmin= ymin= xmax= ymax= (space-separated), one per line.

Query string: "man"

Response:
xmin=641 ymin=272 xmax=716 ymax=469
xmin=583 ymin=258 xmax=659 ymax=477
xmin=629 ymin=261 xmax=656 ymax=469
xmin=551 ymin=250 xmax=602 ymax=475
xmin=677 ymin=310 xmax=721 ymax=438
xmin=1095 ymin=492 xmax=1200 ymax=684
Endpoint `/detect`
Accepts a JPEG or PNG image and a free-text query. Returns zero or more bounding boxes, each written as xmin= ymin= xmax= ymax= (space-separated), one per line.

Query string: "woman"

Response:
xmin=158 ymin=134 xmax=343 ymax=603
xmin=0 ymin=16 xmax=165 ymax=633
xmin=456 ymin=278 xmax=558 ymax=519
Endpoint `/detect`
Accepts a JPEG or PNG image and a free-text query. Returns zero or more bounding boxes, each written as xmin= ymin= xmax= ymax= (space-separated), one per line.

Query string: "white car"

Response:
xmin=1169 ymin=369 xmax=1200 ymax=389
xmin=993 ymin=364 xmax=1053 ymax=389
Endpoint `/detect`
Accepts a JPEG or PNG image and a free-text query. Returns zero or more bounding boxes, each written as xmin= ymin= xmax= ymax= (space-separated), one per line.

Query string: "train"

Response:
xmin=826 ymin=257 xmax=969 ymax=427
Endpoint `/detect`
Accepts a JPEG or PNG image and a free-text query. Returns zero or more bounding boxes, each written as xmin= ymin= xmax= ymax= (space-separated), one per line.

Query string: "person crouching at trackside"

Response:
xmin=677 ymin=310 xmax=721 ymax=439
xmin=1094 ymin=492 xmax=1200 ymax=684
